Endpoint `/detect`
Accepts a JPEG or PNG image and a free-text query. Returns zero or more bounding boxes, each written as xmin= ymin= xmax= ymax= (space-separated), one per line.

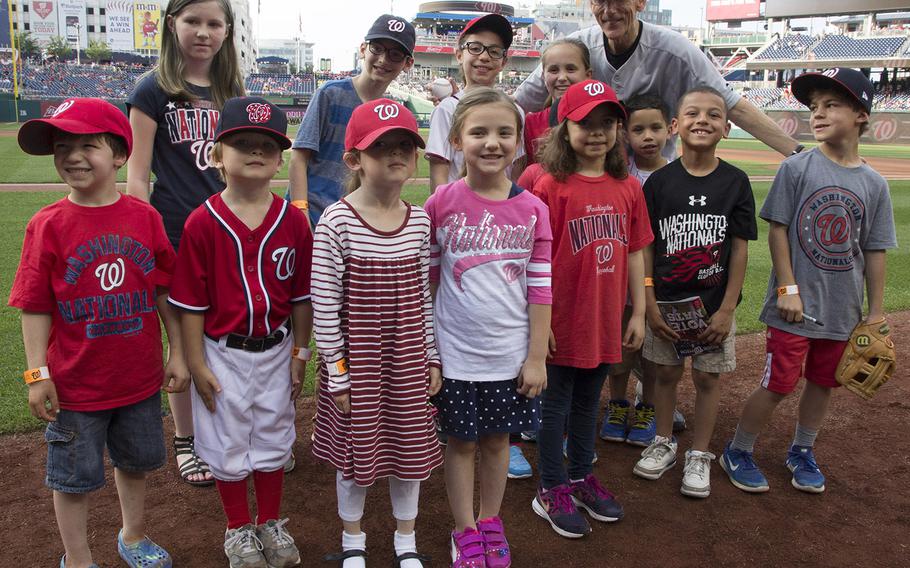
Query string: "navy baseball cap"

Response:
xmin=214 ymin=97 xmax=291 ymax=150
xmin=365 ymin=14 xmax=416 ymax=55
xmin=460 ymin=13 xmax=513 ymax=50
xmin=791 ymin=68 xmax=874 ymax=114
xmin=18 ymin=97 xmax=133 ymax=156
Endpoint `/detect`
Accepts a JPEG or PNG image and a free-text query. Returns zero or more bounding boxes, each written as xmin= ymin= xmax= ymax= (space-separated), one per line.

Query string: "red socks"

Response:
xmin=216 ymin=469 xmax=285 ymax=528
xmin=215 ymin=478 xmax=251 ymax=530
xmin=253 ymin=468 xmax=284 ymax=523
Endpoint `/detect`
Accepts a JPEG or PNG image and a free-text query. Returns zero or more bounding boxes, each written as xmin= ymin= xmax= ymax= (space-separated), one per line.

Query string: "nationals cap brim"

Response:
xmin=18 ymin=98 xmax=133 ymax=156
xmin=350 ymin=126 xmax=425 ymax=151
xmin=214 ymin=97 xmax=291 ymax=150
xmin=365 ymin=14 xmax=417 ymax=54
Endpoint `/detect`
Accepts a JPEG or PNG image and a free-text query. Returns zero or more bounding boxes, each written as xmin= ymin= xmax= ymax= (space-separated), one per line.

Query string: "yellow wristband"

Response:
xmin=291 ymin=200 xmax=309 ymax=211
xmin=24 ymin=366 xmax=50 ymax=385
xmin=778 ymin=284 xmax=799 ymax=297
xmin=644 ymin=277 xmax=654 ymax=287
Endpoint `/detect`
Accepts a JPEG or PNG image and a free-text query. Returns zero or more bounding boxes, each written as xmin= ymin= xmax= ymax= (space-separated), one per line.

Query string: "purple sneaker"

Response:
xmin=478 ymin=516 xmax=510 ymax=568
xmin=531 ymin=484 xmax=591 ymax=539
xmin=451 ymin=527 xmax=486 ymax=568
xmin=569 ymin=474 xmax=624 ymax=522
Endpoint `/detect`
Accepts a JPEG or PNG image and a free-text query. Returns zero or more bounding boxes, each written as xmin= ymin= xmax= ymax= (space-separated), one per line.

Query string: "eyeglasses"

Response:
xmin=459 ymin=41 xmax=506 ymax=60
xmin=367 ymin=41 xmax=408 ymax=63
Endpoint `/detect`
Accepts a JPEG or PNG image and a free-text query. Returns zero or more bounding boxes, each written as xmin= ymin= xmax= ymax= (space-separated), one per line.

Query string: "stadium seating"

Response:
xmin=812 ymin=35 xmax=907 ymax=59
xmin=754 ymin=35 xmax=814 ymax=61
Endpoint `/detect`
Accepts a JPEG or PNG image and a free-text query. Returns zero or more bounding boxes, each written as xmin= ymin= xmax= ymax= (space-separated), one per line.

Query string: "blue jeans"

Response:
xmin=538 ymin=364 xmax=609 ymax=489
xmin=45 ymin=392 xmax=165 ymax=493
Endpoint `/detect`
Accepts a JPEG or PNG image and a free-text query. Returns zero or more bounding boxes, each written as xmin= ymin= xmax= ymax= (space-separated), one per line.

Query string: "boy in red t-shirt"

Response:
xmin=9 ymin=98 xmax=183 ymax=568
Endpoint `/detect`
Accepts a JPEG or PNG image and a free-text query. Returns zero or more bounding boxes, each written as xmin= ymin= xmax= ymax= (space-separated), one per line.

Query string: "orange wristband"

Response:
xmin=292 ymin=346 xmax=312 ymax=361
xmin=334 ymin=359 xmax=348 ymax=375
xmin=291 ymin=200 xmax=309 ymax=211
xmin=777 ymin=285 xmax=799 ymax=297
xmin=24 ymin=366 xmax=50 ymax=385
xmin=644 ymin=277 xmax=654 ymax=287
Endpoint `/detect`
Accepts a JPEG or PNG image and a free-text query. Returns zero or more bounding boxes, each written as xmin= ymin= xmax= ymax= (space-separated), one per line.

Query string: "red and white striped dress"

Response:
xmin=311 ymin=200 xmax=443 ymax=486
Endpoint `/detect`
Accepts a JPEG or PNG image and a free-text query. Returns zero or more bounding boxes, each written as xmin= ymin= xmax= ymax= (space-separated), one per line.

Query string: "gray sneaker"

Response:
xmin=256 ymin=518 xmax=300 ymax=567
xmin=224 ymin=524 xmax=268 ymax=568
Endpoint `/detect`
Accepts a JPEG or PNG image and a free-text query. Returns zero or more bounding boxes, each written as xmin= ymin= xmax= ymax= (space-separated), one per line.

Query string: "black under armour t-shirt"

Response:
xmin=643 ymin=158 xmax=758 ymax=315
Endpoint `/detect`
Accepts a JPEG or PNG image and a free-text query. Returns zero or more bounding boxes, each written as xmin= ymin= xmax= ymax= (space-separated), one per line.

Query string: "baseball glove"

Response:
xmin=835 ymin=318 xmax=896 ymax=400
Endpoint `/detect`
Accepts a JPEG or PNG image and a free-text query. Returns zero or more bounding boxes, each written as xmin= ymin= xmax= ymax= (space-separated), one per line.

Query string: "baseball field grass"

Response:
xmin=1 ymin=181 xmax=909 ymax=434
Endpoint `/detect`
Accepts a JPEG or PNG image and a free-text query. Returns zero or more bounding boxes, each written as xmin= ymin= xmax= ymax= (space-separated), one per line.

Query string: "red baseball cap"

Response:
xmin=460 ymin=13 xmax=513 ymax=50
xmin=18 ymin=97 xmax=133 ymax=156
xmin=557 ymin=80 xmax=626 ymax=123
xmin=344 ymin=99 xmax=425 ymax=152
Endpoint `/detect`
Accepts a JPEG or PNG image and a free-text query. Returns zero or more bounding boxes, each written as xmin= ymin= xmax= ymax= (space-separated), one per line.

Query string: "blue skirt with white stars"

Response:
xmin=433 ymin=377 xmax=541 ymax=442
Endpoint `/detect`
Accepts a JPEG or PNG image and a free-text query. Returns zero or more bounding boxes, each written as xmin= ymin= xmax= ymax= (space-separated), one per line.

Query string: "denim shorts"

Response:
xmin=45 ymin=391 xmax=165 ymax=494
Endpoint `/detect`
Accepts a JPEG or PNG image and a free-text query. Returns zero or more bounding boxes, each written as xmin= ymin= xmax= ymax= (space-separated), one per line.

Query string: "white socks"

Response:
xmin=394 ymin=530 xmax=423 ymax=568
xmin=341 ymin=531 xmax=366 ymax=568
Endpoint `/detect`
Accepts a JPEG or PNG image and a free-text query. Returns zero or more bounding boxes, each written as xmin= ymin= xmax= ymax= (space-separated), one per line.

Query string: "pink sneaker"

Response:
xmin=451 ymin=527 xmax=486 ymax=568
xmin=477 ymin=516 xmax=510 ymax=568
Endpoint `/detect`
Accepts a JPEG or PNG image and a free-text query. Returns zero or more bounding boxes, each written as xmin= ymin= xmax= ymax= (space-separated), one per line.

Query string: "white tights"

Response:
xmin=335 ymin=470 xmax=421 ymax=522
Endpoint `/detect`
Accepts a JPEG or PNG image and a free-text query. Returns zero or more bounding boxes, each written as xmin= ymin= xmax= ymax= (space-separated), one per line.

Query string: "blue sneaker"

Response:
xmin=719 ymin=443 xmax=770 ymax=493
xmin=626 ymin=403 xmax=656 ymax=447
xmin=563 ymin=438 xmax=598 ymax=464
xmin=60 ymin=556 xmax=100 ymax=568
xmin=786 ymin=445 xmax=826 ymax=493
xmin=117 ymin=530 xmax=172 ymax=568
xmin=599 ymin=399 xmax=630 ymax=442
xmin=532 ymin=484 xmax=591 ymax=538
xmin=507 ymin=444 xmax=533 ymax=479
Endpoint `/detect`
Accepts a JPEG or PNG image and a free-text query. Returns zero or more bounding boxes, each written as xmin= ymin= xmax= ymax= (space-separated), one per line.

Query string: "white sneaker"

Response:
xmin=633 ymin=436 xmax=678 ymax=480
xmin=681 ymin=449 xmax=716 ymax=498
xmin=224 ymin=524 xmax=268 ymax=568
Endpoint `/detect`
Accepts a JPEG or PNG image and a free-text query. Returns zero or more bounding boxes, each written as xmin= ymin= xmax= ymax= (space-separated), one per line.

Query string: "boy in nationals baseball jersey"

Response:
xmin=635 ymin=87 xmax=756 ymax=499
xmin=721 ymin=69 xmax=897 ymax=495
xmin=9 ymin=98 xmax=179 ymax=568
xmin=168 ymin=98 xmax=313 ymax=568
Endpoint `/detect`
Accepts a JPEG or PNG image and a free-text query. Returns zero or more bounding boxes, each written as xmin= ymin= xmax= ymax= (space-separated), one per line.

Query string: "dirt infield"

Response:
xmin=1 ymin=313 xmax=908 ymax=567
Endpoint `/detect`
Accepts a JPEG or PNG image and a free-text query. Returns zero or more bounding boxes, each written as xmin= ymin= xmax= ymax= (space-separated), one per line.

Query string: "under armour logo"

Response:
xmin=374 ymin=103 xmax=400 ymax=121
xmin=387 ymin=19 xmax=406 ymax=32
xmin=822 ymin=69 xmax=839 ymax=78
xmin=53 ymin=99 xmax=76 ymax=117
xmin=584 ymin=82 xmax=605 ymax=96
xmin=246 ymin=103 xmax=272 ymax=124
xmin=689 ymin=195 xmax=707 ymax=206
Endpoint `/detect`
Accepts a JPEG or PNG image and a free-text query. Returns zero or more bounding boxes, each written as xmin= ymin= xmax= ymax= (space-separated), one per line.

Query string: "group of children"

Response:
xmin=9 ymin=5 xmax=897 ymax=568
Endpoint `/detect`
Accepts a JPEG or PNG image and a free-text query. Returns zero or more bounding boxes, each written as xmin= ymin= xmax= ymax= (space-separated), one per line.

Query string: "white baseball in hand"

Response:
xmin=430 ymin=78 xmax=453 ymax=100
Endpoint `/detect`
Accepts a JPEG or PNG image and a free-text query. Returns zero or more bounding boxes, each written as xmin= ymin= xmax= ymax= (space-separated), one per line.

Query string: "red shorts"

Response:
xmin=760 ymin=326 xmax=847 ymax=394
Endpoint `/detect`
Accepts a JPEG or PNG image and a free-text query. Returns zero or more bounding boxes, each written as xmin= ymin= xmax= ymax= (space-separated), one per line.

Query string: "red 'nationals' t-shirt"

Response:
xmin=8 ymin=195 xmax=176 ymax=411
xmin=533 ymin=172 xmax=652 ymax=367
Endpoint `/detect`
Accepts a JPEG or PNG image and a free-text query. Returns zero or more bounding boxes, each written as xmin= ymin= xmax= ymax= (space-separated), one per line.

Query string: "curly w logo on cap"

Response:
xmin=246 ymin=103 xmax=272 ymax=124
xmin=374 ymin=103 xmax=400 ymax=121
xmin=344 ymin=98 xmax=426 ymax=151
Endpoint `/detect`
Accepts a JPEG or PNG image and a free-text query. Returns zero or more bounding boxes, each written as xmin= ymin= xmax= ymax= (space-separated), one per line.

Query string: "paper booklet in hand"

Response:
xmin=656 ymin=296 xmax=721 ymax=358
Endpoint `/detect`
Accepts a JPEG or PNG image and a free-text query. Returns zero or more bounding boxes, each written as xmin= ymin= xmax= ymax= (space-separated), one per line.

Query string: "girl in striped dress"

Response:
xmin=311 ymin=99 xmax=442 ymax=568
xmin=425 ymin=87 xmax=553 ymax=568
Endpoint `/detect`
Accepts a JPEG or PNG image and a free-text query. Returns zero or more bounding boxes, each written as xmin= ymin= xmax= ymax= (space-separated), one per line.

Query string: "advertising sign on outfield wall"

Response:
xmin=107 ymin=0 xmax=135 ymax=51
xmin=767 ymin=111 xmax=910 ymax=144
xmin=765 ymin=0 xmax=909 ymax=18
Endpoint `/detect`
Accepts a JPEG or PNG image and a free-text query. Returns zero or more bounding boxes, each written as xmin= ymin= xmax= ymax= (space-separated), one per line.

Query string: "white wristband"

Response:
xmin=292 ymin=346 xmax=312 ymax=361
xmin=778 ymin=284 xmax=799 ymax=297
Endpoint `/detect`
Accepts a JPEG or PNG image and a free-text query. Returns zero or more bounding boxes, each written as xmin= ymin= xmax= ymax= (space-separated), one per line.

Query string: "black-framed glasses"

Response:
xmin=367 ymin=41 xmax=408 ymax=63
xmin=459 ymin=41 xmax=506 ymax=60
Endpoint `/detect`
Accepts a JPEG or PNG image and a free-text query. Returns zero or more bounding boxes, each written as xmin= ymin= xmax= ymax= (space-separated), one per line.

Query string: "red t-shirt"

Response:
xmin=523 ymin=108 xmax=551 ymax=164
xmin=169 ymin=193 xmax=313 ymax=338
xmin=532 ymin=173 xmax=653 ymax=367
xmin=8 ymin=195 xmax=176 ymax=411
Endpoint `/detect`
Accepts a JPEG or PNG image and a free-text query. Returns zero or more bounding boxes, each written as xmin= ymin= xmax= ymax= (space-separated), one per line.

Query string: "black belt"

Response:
xmin=221 ymin=325 xmax=288 ymax=353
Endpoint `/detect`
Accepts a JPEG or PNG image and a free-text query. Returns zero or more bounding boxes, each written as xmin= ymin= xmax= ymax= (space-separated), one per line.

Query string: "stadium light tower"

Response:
xmin=74 ymin=22 xmax=81 ymax=65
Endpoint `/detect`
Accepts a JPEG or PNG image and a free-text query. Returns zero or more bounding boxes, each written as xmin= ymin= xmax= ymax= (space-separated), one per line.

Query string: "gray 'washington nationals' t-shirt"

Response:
xmin=758 ymin=148 xmax=897 ymax=340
